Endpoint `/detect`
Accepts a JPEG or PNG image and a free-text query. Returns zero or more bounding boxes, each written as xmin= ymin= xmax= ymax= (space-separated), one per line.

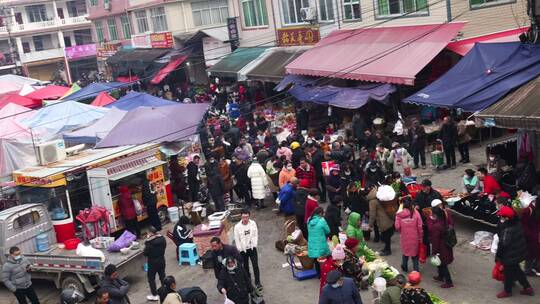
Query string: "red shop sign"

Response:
xmin=150 ymin=32 xmax=174 ymax=48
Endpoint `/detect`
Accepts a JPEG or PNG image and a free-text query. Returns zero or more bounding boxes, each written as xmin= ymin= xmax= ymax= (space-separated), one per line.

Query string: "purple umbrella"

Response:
xmin=95 ymin=103 xmax=208 ymax=148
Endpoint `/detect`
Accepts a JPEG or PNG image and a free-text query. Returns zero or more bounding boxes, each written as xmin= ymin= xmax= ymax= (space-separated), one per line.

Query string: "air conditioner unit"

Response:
xmin=36 ymin=140 xmax=66 ymax=165
xmin=300 ymin=7 xmax=317 ymax=21
xmin=103 ymin=0 xmax=111 ymax=10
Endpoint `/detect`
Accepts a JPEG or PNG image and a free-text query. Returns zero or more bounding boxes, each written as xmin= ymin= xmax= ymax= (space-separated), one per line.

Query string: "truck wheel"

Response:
xmin=158 ymin=206 xmax=168 ymax=224
xmin=61 ymin=275 xmax=86 ymax=296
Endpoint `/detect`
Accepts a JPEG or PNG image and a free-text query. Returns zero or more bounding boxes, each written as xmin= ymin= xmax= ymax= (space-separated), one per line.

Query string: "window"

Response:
xmin=470 ymin=0 xmax=513 ymax=8
xmin=90 ymin=0 xmax=98 ymax=6
xmin=18 ymin=186 xmax=70 ymax=222
xmin=281 ymin=0 xmax=309 ymax=25
xmin=120 ymin=15 xmax=131 ymax=39
xmin=14 ymin=211 xmax=40 ymax=229
xmin=95 ymin=21 xmax=105 ymax=42
xmin=25 ymin=4 xmax=48 ymax=23
xmin=376 ymin=0 xmax=427 ymax=16
xmin=108 ymin=18 xmax=118 ymax=41
xmin=135 ymin=10 xmax=149 ymax=33
xmin=150 ymin=7 xmax=168 ymax=32
xmin=319 ymin=0 xmax=335 ymax=21
xmin=343 ymin=0 xmax=361 ymax=20
xmin=74 ymin=29 xmax=92 ymax=45
xmin=22 ymin=42 xmax=30 ymax=53
xmin=64 ymin=36 xmax=72 ymax=47
xmin=66 ymin=0 xmax=87 ymax=17
xmin=241 ymin=0 xmax=268 ymax=27
xmin=191 ymin=0 xmax=229 ymax=27
xmin=33 ymin=36 xmax=44 ymax=51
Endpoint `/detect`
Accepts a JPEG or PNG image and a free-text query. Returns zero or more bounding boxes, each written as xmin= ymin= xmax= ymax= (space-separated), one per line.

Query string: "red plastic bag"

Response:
xmin=418 ymin=241 xmax=427 ymax=264
xmin=492 ymin=261 xmax=505 ymax=281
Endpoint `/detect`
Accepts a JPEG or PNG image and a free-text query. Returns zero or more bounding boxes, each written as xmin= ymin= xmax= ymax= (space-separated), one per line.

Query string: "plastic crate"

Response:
xmin=90 ymin=236 xmax=115 ymax=249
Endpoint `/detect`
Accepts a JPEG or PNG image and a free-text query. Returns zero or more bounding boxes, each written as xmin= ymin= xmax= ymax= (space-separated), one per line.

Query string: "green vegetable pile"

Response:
xmin=428 ymin=292 xmax=447 ymax=304
xmin=511 ymin=199 xmax=522 ymax=210
xmin=358 ymin=245 xmax=376 ymax=262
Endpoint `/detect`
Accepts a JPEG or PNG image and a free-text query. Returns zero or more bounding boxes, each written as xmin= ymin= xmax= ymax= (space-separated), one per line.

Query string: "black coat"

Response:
xmin=325 ymin=204 xmax=341 ymax=238
xmin=217 ymin=267 xmax=253 ymax=304
xmin=99 ymin=278 xmax=130 ymax=304
xmin=187 ymin=162 xmax=199 ymax=185
xmin=212 ymin=245 xmax=242 ymax=278
xmin=413 ymin=189 xmax=443 ymax=212
xmin=496 ymin=219 xmax=528 ymax=266
xmin=207 ymin=173 xmax=225 ymax=197
xmin=408 ymin=126 xmax=427 ymax=149
xmin=345 ymin=190 xmax=369 ymax=216
xmin=312 ymin=150 xmax=324 ymax=178
xmin=143 ymin=235 xmax=166 ymax=267
xmin=294 ymin=188 xmax=309 ymax=217
xmin=234 ymin=163 xmax=250 ymax=186
xmin=439 ymin=123 xmax=458 ymax=147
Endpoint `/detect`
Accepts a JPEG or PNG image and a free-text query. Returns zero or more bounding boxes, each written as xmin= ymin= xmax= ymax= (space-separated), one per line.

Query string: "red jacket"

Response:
xmin=483 ymin=175 xmax=501 ymax=195
xmin=305 ymin=196 xmax=319 ymax=223
xmin=118 ymin=186 xmax=137 ymax=220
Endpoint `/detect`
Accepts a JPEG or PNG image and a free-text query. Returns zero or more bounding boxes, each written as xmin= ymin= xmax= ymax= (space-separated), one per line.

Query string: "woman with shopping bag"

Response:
xmin=395 ymin=198 xmax=423 ymax=272
xmin=427 ymin=205 xmax=454 ymax=288
xmin=218 ymin=257 xmax=253 ymax=304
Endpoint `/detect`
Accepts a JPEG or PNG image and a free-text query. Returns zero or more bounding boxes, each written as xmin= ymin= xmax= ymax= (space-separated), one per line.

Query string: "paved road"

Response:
xmin=1 ymin=144 xmax=539 ymax=303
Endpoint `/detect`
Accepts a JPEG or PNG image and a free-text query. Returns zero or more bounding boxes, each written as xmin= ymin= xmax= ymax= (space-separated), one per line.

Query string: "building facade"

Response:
xmin=0 ymin=0 xmax=92 ymax=82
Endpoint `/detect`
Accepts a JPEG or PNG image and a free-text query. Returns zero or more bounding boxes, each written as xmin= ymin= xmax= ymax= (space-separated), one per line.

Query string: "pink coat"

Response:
xmin=395 ymin=208 xmax=423 ymax=257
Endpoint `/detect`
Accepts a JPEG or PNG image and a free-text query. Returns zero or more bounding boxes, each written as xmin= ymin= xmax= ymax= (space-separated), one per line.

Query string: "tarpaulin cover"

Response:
xmin=60 ymin=83 xmax=81 ymax=99
xmin=0 ymin=75 xmax=41 ymax=88
xmin=275 ymin=75 xmax=319 ymax=91
xmin=0 ymin=103 xmax=34 ymax=139
xmin=207 ymin=47 xmax=269 ymax=78
xmin=0 ymin=93 xmax=42 ymax=109
xmin=476 ymin=76 xmax=540 ymax=130
xmin=447 ymin=27 xmax=528 ymax=56
xmin=289 ymin=83 xmax=395 ymax=109
xmin=96 ymin=103 xmax=208 ymax=148
xmin=245 ymin=48 xmax=305 ymax=82
xmin=62 ymin=82 xmax=128 ymax=101
xmin=0 ymin=82 xmax=24 ymax=95
xmin=105 ymin=92 xmax=176 ymax=111
xmin=91 ymin=92 xmax=116 ymax=107
xmin=64 ymin=107 xmax=127 ymax=144
xmin=150 ymin=56 xmax=188 ymax=84
xmin=23 ymin=100 xmax=109 ymax=137
xmin=286 ymin=23 xmax=465 ymax=85
xmin=116 ymin=75 xmax=140 ymax=83
xmin=19 ymin=84 xmax=36 ymax=96
xmin=107 ymin=49 xmax=169 ymax=78
xmin=404 ymin=42 xmax=540 ymax=112
xmin=0 ymin=103 xmax=34 ymax=121
xmin=26 ymin=85 xmax=70 ymax=101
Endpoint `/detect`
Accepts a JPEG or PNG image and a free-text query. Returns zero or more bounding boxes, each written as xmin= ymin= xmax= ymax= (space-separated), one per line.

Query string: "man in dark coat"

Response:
xmin=319 ymin=270 xmax=363 ymax=304
xmin=210 ymin=237 xmax=243 ymax=279
xmin=142 ymin=179 xmax=161 ymax=231
xmin=325 ymin=196 xmax=343 ymax=239
xmin=233 ymin=158 xmax=251 ymax=205
xmin=408 ymin=120 xmax=427 ymax=169
xmin=352 ymin=114 xmax=367 ymax=149
xmin=99 ymin=264 xmax=130 ymax=304
xmin=143 ymin=227 xmax=167 ymax=301
xmin=495 ymin=206 xmax=534 ymax=298
xmin=217 ymin=257 xmax=253 ymax=304
xmin=438 ymin=116 xmax=458 ymax=169
xmin=187 ymin=155 xmax=200 ymax=202
xmin=207 ymin=170 xmax=225 ymax=211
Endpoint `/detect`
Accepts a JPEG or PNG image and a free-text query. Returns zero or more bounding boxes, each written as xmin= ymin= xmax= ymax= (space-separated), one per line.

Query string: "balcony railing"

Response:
xmin=19 ymin=47 xmax=64 ymax=63
xmin=0 ymin=15 xmax=89 ymax=35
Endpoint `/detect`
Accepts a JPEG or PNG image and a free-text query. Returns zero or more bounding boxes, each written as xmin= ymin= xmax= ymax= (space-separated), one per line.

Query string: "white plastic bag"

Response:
xmin=224 ymin=297 xmax=235 ymax=304
xmin=519 ymin=191 xmax=537 ymax=208
xmin=469 ymin=231 xmax=493 ymax=251
xmin=133 ymin=199 xmax=143 ymax=216
xmin=491 ymin=234 xmax=499 ymax=254
xmin=429 ymin=254 xmax=441 ymax=266
xmin=76 ymin=243 xmax=105 ymax=262
xmin=376 ymin=185 xmax=396 ymax=201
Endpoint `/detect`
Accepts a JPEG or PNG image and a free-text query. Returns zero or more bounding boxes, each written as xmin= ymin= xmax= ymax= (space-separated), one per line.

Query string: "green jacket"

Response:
xmin=346 ymin=212 xmax=365 ymax=248
xmin=380 ymin=286 xmax=402 ymax=304
xmin=307 ymin=215 xmax=331 ymax=258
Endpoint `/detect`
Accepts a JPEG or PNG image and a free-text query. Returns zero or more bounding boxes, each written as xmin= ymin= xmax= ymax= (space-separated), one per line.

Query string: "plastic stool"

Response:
xmin=179 ymin=243 xmax=199 ymax=266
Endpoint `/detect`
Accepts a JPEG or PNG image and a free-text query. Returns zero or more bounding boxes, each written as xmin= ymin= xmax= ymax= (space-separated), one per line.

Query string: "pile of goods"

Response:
xmin=450 ymin=196 xmax=498 ymax=224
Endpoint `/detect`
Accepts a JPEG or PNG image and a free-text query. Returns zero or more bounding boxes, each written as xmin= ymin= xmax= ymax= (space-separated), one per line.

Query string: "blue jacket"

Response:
xmin=319 ymin=277 xmax=363 ymax=304
xmin=278 ymin=183 xmax=296 ymax=215
xmin=228 ymin=102 xmax=240 ymax=119
xmin=307 ymin=215 xmax=331 ymax=258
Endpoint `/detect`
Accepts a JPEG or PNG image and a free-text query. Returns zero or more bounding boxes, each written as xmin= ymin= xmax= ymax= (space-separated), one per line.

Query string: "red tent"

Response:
xmin=26 ymin=85 xmax=70 ymax=101
xmin=0 ymin=93 xmax=42 ymax=109
xmin=90 ymin=92 xmax=116 ymax=107
xmin=116 ymin=75 xmax=139 ymax=83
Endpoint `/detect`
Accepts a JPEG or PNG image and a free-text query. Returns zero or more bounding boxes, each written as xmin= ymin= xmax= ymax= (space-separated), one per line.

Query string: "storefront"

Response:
xmin=65 ymin=44 xmax=98 ymax=83
xmin=24 ymin=58 xmax=66 ymax=82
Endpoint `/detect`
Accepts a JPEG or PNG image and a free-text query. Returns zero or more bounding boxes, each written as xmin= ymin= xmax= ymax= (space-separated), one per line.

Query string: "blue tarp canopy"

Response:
xmin=63 ymin=107 xmax=127 ymax=144
xmin=288 ymin=82 xmax=395 ymax=109
xmin=62 ymin=82 xmax=129 ymax=101
xmin=22 ymin=101 xmax=109 ymax=138
xmin=105 ymin=92 xmax=176 ymax=111
xmin=404 ymin=42 xmax=540 ymax=112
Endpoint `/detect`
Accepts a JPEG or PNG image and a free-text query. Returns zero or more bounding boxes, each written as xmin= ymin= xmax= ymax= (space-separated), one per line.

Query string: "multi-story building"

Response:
xmin=0 ymin=0 xmax=93 ymax=81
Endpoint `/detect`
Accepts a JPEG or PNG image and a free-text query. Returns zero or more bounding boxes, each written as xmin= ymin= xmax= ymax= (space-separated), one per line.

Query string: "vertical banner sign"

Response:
xmin=227 ymin=17 xmax=239 ymax=52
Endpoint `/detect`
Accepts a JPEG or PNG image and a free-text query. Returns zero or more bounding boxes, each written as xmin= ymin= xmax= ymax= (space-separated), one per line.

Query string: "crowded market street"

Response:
xmin=1 ymin=145 xmax=538 ymax=304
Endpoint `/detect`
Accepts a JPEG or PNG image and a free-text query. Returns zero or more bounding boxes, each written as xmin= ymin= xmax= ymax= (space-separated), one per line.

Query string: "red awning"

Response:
xmin=25 ymin=85 xmax=70 ymax=101
xmin=285 ymin=23 xmax=465 ymax=86
xmin=446 ymin=27 xmax=528 ymax=56
xmin=90 ymin=92 xmax=116 ymax=107
xmin=116 ymin=75 xmax=140 ymax=83
xmin=150 ymin=56 xmax=188 ymax=84
xmin=0 ymin=93 xmax=42 ymax=109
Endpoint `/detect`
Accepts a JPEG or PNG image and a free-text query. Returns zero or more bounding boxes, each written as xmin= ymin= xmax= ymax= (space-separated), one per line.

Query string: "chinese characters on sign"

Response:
xmin=277 ymin=27 xmax=320 ymax=47
xmin=131 ymin=32 xmax=174 ymax=49
xmin=65 ymin=44 xmax=97 ymax=60
xmin=227 ymin=17 xmax=239 ymax=51
xmin=96 ymin=43 xmax=120 ymax=59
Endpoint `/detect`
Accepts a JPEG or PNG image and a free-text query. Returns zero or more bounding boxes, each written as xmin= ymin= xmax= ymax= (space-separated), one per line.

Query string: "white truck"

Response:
xmin=0 ymin=203 xmax=145 ymax=295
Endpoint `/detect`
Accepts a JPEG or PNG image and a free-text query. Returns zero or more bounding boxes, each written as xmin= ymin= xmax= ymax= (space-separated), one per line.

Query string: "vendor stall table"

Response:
xmin=193 ymin=223 xmax=229 ymax=256
xmin=448 ymin=208 xmax=497 ymax=228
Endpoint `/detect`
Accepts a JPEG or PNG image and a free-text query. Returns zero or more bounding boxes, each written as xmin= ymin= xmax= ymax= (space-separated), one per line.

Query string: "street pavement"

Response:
xmin=1 ymin=143 xmax=539 ymax=304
